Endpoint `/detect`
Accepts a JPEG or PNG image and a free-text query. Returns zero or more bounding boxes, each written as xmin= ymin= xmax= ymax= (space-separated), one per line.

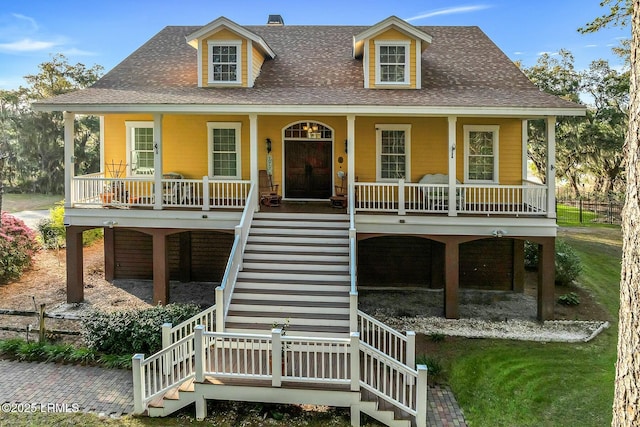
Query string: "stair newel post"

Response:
xmin=215 ymin=286 xmax=224 ymax=332
xmin=132 ymin=353 xmax=145 ymax=414
xmin=349 ymin=292 xmax=358 ymax=332
xmin=161 ymin=323 xmax=172 ymax=349
xmin=271 ymin=328 xmax=282 ymax=387
xmin=350 ymin=332 xmax=360 ymax=392
xmin=194 ymin=325 xmax=205 ymax=383
xmin=202 ymin=176 xmax=210 ymax=211
xmin=234 ymin=225 xmax=243 ymax=271
xmin=406 ymin=331 xmax=416 ymax=369
xmin=416 ymin=364 xmax=428 ymax=427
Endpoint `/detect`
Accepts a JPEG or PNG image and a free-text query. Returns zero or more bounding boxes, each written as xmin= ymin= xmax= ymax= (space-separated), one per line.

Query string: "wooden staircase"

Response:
xmin=225 ymin=212 xmax=351 ymax=336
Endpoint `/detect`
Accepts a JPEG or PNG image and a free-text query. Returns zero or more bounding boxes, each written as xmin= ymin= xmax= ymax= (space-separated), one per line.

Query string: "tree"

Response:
xmin=582 ymin=1 xmax=640 ymax=425
xmin=0 ymin=54 xmax=102 ymax=193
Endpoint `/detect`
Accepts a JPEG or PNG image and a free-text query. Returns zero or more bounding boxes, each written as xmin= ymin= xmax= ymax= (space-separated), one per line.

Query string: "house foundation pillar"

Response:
xmin=104 ymin=227 xmax=115 ymax=281
xmin=66 ymin=226 xmax=85 ymax=303
xmin=152 ymin=231 xmax=170 ymax=305
xmin=513 ymin=239 xmax=525 ymax=293
xmin=537 ymin=237 xmax=555 ymax=321
xmin=444 ymin=240 xmax=460 ymax=319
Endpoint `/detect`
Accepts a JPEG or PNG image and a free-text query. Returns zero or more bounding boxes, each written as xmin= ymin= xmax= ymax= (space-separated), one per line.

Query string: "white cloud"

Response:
xmin=584 ymin=44 xmax=598 ymax=48
xmin=513 ymin=51 xmax=524 ymax=55
xmin=405 ymin=5 xmax=492 ymax=22
xmin=11 ymin=13 xmax=38 ymax=32
xmin=537 ymin=51 xmax=559 ymax=57
xmin=0 ymin=38 xmax=60 ymax=52
xmin=60 ymin=47 xmax=96 ymax=56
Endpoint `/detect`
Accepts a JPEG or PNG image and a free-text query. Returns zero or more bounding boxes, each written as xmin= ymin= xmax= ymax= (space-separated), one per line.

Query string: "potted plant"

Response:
xmin=270 ymin=318 xmax=290 ymax=372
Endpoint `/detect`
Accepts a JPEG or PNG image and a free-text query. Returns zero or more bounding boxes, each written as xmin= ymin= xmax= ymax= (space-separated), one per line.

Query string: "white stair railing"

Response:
xmin=357 ymin=310 xmax=416 ymax=368
xmin=215 ymin=182 xmax=258 ymax=332
xmin=132 ymin=334 xmax=196 ymax=414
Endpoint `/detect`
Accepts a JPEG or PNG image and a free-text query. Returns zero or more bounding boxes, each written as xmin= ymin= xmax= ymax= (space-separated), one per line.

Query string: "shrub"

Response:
xmin=558 ymin=292 xmax=580 ymax=306
xmin=524 ymin=238 xmax=583 ymax=286
xmin=416 ymin=354 xmax=444 ymax=380
xmin=38 ymin=203 xmax=103 ymax=249
xmin=0 ymin=212 xmax=39 ymax=284
xmin=82 ymin=303 xmax=203 ymax=355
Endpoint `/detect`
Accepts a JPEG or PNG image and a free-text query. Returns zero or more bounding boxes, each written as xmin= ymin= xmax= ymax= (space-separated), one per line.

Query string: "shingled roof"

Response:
xmin=35 ymin=23 xmax=584 ymax=115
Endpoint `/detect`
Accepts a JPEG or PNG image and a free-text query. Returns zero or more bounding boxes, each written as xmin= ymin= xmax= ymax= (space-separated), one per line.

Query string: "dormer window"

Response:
xmin=375 ymin=41 xmax=410 ymax=85
xmin=208 ymin=40 xmax=242 ymax=84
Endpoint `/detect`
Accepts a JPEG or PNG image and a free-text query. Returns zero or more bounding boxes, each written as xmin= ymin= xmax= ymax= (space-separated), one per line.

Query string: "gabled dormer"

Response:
xmin=186 ymin=16 xmax=276 ymax=88
xmin=354 ymin=16 xmax=432 ymax=89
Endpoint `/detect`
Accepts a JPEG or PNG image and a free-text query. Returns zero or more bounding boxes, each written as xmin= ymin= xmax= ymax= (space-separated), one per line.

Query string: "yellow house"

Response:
xmin=36 ymin=14 xmax=584 ymax=427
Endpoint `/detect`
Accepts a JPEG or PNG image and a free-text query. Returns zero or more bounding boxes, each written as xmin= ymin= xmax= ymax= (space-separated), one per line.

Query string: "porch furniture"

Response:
xmin=162 ymin=172 xmax=185 ymax=204
xmin=330 ymin=172 xmax=347 ymax=208
xmin=418 ymin=173 xmax=463 ymax=209
xmin=259 ymin=170 xmax=281 ymax=207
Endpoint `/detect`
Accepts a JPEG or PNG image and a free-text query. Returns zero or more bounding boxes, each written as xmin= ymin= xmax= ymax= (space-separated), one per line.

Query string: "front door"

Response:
xmin=283 ymin=121 xmax=333 ymax=199
xmin=285 ymin=140 xmax=332 ymax=198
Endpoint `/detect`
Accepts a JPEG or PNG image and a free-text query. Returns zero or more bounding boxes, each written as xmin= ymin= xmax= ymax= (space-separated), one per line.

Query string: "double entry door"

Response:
xmin=284 ymin=140 xmax=332 ymax=199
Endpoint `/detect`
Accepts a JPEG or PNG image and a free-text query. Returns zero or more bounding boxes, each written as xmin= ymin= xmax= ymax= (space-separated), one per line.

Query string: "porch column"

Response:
xmin=249 ymin=114 xmax=258 ymax=206
xmin=537 ymin=237 xmax=555 ymax=321
xmin=152 ymin=230 xmax=170 ymax=305
xmin=447 ymin=116 xmax=457 ymax=216
xmin=522 ymin=120 xmax=528 ymax=181
xmin=347 ymin=115 xmax=355 ymax=210
xmin=153 ymin=114 xmax=164 ymax=210
xmin=66 ymin=226 xmax=84 ymax=303
xmin=546 ymin=116 xmax=556 ymax=218
xmin=63 ymin=112 xmax=75 ymax=208
xmin=444 ymin=238 xmax=459 ymax=319
xmin=99 ymin=116 xmax=105 ymax=175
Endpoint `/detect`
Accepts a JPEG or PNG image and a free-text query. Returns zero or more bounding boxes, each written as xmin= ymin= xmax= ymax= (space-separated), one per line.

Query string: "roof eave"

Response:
xmin=32 ymin=102 xmax=587 ymax=118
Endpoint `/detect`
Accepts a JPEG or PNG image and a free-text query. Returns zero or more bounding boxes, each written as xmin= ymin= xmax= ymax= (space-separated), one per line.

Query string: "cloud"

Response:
xmin=11 ymin=13 xmax=38 ymax=32
xmin=0 ymin=38 xmax=60 ymax=52
xmin=405 ymin=5 xmax=492 ymax=22
xmin=584 ymin=44 xmax=598 ymax=48
xmin=537 ymin=51 xmax=559 ymax=57
xmin=60 ymin=47 xmax=97 ymax=56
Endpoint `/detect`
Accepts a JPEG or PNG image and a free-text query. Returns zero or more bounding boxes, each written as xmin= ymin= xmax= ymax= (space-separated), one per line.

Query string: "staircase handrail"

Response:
xmin=349 ymin=180 xmax=358 ymax=331
xmin=357 ymin=310 xmax=416 ymax=367
xmin=359 ymin=340 xmax=428 ymax=425
xmin=215 ymin=182 xmax=257 ymax=331
xmin=161 ymin=304 xmax=216 ymax=349
xmin=132 ymin=333 xmax=196 ymax=414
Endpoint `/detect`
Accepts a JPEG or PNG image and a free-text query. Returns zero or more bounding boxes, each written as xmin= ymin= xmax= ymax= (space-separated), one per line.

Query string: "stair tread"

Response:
xmin=226 ymin=310 xmax=349 ymax=320
xmin=225 ymin=322 xmax=349 ymax=334
xmin=229 ymin=299 xmax=349 ymax=308
xmin=234 ymin=288 xmax=348 ymax=297
xmin=241 ymin=268 xmax=349 ymax=275
xmin=236 ymin=278 xmax=349 ymax=286
xmin=243 ymin=259 xmax=349 ymax=266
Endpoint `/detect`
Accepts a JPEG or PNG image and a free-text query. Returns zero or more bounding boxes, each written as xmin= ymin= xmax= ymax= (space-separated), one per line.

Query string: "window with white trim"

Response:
xmin=376 ymin=124 xmax=411 ymax=181
xmin=208 ymin=40 xmax=242 ymax=84
xmin=208 ymin=122 xmax=242 ymax=179
xmin=125 ymin=121 xmax=154 ymax=176
xmin=375 ymin=41 xmax=410 ymax=85
xmin=464 ymin=125 xmax=499 ymax=183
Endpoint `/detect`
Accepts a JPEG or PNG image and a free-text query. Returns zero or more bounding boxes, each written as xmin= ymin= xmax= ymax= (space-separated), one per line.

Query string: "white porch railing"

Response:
xmin=354 ymin=180 xmax=548 ymax=216
xmin=348 ymin=181 xmax=359 ymax=332
xmin=70 ymin=174 xmax=250 ymax=210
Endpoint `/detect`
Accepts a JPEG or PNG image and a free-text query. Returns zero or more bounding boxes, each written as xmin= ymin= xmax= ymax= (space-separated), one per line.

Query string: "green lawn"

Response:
xmin=2 ymin=193 xmax=63 ymax=213
xmin=439 ymin=226 xmax=621 ymax=427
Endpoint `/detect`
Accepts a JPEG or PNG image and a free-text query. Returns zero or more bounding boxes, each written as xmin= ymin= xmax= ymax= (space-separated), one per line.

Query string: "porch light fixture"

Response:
xmin=344 ymin=139 xmax=348 ymax=154
xmin=492 ymin=229 xmax=507 ymax=238
xmin=265 ymin=138 xmax=272 ymax=153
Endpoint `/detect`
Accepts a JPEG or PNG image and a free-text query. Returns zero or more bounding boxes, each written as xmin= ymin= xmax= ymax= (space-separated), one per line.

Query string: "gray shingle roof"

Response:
xmin=36 ymin=24 xmax=583 ymax=112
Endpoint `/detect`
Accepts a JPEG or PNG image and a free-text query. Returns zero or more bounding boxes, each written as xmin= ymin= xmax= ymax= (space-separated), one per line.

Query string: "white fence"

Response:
xmin=354 ymin=180 xmax=547 ymax=216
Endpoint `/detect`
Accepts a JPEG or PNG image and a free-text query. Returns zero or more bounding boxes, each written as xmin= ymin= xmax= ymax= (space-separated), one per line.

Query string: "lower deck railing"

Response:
xmin=134 ymin=318 xmax=428 ymax=426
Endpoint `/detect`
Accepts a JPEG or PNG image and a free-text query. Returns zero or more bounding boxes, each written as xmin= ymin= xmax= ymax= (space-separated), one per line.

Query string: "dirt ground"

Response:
xmin=0 ymin=242 xmax=215 ymax=341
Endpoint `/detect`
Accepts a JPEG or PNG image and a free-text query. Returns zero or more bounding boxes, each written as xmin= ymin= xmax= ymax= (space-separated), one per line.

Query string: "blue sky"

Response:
xmin=0 ymin=0 xmax=630 ymax=90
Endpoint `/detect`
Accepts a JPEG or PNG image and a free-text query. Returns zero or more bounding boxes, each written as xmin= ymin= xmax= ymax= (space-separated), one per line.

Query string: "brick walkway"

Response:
xmin=0 ymin=359 xmax=133 ymax=416
xmin=0 ymin=359 xmax=467 ymax=425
